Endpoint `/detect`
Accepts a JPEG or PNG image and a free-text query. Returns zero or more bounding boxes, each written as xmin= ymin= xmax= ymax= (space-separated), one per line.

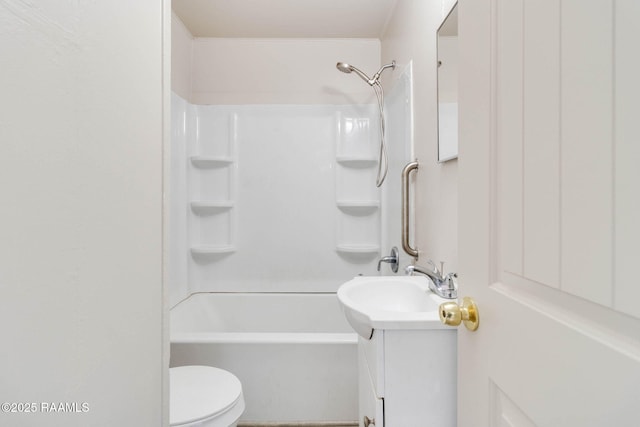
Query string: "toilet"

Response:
xmin=170 ymin=366 xmax=245 ymax=427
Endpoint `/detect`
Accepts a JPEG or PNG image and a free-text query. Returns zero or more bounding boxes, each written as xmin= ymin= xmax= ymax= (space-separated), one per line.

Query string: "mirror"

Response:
xmin=437 ymin=2 xmax=459 ymax=162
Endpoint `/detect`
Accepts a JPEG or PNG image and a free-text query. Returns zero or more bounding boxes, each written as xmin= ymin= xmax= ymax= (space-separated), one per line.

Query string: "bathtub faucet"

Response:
xmin=377 ymin=247 xmax=399 ymax=273
xmin=405 ymin=262 xmax=457 ymax=299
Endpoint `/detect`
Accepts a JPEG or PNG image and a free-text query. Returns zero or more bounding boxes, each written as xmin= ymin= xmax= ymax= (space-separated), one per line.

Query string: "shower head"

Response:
xmin=336 ymin=61 xmax=396 ymax=86
xmin=336 ymin=62 xmax=373 ymax=85
xmin=336 ymin=62 xmax=353 ymax=74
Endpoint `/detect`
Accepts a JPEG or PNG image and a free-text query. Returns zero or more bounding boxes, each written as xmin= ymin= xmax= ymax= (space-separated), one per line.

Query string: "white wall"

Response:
xmin=191 ymin=38 xmax=380 ymax=104
xmin=0 ymin=2 xmax=166 ymax=426
xmin=172 ymin=12 xmax=193 ymax=101
xmin=381 ymin=0 xmax=458 ymax=273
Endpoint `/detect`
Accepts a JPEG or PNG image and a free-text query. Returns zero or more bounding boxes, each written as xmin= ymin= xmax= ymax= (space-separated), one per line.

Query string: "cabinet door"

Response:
xmin=358 ymin=342 xmax=384 ymax=427
xmin=359 ymin=332 xmax=385 ymax=397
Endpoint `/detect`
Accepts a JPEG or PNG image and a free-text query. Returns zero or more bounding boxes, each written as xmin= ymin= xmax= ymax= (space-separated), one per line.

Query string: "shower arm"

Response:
xmin=371 ymin=62 xmax=397 ymax=84
xmin=344 ymin=61 xmax=396 ymax=87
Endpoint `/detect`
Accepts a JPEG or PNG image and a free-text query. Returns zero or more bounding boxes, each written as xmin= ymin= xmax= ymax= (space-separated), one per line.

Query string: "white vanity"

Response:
xmin=338 ymin=276 xmax=457 ymax=426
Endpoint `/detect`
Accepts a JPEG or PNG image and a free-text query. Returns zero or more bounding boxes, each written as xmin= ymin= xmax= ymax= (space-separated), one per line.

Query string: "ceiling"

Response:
xmin=172 ymin=0 xmax=399 ymax=38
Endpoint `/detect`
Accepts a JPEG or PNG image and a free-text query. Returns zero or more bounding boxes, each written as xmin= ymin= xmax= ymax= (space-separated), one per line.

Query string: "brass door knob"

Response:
xmin=363 ymin=415 xmax=375 ymax=426
xmin=439 ymin=297 xmax=479 ymax=331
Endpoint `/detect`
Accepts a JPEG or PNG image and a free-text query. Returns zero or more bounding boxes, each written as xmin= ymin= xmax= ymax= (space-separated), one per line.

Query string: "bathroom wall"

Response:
xmin=0 ymin=1 xmax=166 ymax=425
xmin=172 ymin=12 xmax=194 ymax=101
xmin=190 ymin=38 xmax=380 ymax=104
xmin=381 ymin=0 xmax=459 ymax=273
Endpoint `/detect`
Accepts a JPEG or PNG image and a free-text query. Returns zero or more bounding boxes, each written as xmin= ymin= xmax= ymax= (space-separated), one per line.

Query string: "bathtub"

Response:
xmin=170 ymin=292 xmax=358 ymax=424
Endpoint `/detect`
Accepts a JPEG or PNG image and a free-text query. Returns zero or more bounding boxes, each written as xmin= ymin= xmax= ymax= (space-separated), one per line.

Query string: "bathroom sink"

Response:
xmin=337 ymin=276 xmax=451 ymax=339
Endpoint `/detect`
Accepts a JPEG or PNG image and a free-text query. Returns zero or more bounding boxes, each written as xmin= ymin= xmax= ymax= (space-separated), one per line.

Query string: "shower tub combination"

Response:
xmin=170 ymin=292 xmax=358 ymax=424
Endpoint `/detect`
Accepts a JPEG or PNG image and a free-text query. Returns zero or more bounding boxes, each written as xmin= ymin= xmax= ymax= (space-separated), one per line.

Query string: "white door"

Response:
xmin=457 ymin=0 xmax=640 ymax=425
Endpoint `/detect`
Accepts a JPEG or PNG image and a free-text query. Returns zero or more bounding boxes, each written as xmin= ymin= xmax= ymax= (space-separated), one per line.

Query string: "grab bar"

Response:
xmin=402 ymin=161 xmax=419 ymax=258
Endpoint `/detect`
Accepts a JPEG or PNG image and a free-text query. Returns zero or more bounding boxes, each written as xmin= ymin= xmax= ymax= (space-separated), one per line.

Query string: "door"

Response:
xmin=457 ymin=0 xmax=640 ymax=426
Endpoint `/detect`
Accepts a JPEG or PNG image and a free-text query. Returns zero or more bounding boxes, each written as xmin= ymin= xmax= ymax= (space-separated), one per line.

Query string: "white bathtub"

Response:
xmin=170 ymin=293 xmax=358 ymax=424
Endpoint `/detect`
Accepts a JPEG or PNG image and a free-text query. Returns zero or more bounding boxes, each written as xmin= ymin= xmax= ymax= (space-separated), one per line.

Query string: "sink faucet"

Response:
xmin=405 ymin=262 xmax=457 ymax=299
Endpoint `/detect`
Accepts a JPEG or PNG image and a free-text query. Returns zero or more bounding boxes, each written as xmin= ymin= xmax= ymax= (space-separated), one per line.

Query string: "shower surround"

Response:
xmin=170 ymin=93 xmax=382 ymax=303
xmin=169 ymin=93 xmax=382 ymax=423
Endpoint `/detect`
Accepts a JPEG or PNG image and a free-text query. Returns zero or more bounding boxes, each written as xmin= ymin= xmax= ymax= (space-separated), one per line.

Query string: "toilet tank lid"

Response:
xmin=170 ymin=365 xmax=243 ymax=425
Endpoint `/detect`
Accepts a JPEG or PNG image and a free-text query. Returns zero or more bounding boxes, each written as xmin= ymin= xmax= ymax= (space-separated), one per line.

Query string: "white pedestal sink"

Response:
xmin=337 ymin=275 xmax=451 ymax=339
xmin=337 ymin=276 xmax=456 ymax=427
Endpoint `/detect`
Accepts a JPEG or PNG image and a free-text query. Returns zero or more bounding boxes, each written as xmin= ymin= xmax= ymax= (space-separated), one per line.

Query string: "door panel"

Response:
xmin=458 ymin=0 xmax=640 ymax=425
xmin=614 ymin=0 xmax=640 ymax=317
xmin=521 ymin=0 xmax=560 ymax=287
xmin=559 ymin=0 xmax=613 ymax=305
xmin=496 ymin=0 xmax=523 ymax=276
xmin=491 ymin=383 xmax=537 ymax=427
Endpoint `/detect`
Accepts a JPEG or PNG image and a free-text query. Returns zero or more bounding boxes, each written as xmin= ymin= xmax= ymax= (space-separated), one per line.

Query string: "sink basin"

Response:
xmin=337 ymin=276 xmax=451 ymax=339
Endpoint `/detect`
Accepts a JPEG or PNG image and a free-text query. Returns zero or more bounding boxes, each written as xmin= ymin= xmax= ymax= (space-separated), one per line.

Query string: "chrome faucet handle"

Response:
xmin=377 ymin=247 xmax=399 ymax=273
xmin=441 ymin=272 xmax=458 ymax=299
xmin=443 ymin=272 xmax=457 ymax=287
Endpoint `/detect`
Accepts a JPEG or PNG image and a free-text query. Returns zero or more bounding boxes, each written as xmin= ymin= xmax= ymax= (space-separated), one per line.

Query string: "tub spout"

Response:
xmin=377 ymin=247 xmax=399 ymax=273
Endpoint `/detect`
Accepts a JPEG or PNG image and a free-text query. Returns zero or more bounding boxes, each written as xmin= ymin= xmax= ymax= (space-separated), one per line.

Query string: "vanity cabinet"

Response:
xmin=358 ymin=328 xmax=457 ymax=427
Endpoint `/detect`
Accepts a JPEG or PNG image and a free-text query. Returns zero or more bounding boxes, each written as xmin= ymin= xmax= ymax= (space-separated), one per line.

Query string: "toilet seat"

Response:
xmin=170 ymin=365 xmax=245 ymax=427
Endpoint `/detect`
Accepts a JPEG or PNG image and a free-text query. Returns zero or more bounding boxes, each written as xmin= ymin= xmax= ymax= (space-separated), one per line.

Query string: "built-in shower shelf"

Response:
xmin=337 ymin=200 xmax=380 ymax=215
xmin=336 ymin=244 xmax=380 ymax=255
xmin=336 ymin=157 xmax=378 ymax=168
xmin=190 ymin=201 xmax=234 ymax=214
xmin=190 ymin=245 xmax=236 ymax=255
xmin=190 ymin=156 xmax=234 ymax=168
